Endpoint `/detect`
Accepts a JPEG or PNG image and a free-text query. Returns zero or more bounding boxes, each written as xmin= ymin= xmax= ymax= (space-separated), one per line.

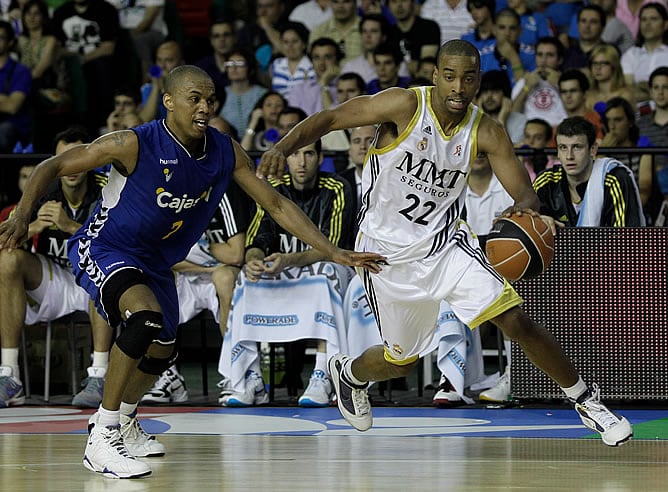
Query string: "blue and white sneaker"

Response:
xmin=0 ymin=366 xmax=25 ymax=408
xmin=328 ymin=354 xmax=372 ymax=431
xmin=573 ymin=384 xmax=633 ymax=447
xmin=83 ymin=412 xmax=151 ymax=479
xmin=224 ymin=370 xmax=269 ymax=407
xmin=298 ymin=370 xmax=333 ymax=407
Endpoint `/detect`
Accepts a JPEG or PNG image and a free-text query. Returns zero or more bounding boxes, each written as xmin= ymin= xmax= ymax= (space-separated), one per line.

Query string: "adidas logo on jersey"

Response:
xmin=422 ymin=125 xmax=432 ymax=135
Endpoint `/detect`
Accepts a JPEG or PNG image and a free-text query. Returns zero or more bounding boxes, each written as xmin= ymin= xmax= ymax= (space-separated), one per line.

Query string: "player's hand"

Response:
xmin=330 ymin=249 xmax=387 ymax=273
xmin=257 ymin=147 xmax=287 ymax=180
xmin=244 ymin=259 xmax=267 ymax=282
xmin=538 ymin=214 xmax=564 ymax=235
xmin=38 ymin=201 xmax=71 ymax=232
xmin=263 ymin=252 xmax=287 ymax=273
xmin=0 ymin=213 xmax=30 ymax=250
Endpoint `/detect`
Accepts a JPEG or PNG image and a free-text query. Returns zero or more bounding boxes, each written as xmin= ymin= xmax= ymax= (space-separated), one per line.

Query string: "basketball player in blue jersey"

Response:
xmin=258 ymin=40 xmax=633 ymax=447
xmin=0 ymin=65 xmax=384 ymax=479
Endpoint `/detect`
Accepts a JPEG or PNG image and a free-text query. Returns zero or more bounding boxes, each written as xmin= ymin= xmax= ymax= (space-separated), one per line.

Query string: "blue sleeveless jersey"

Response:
xmin=68 ymin=120 xmax=235 ymax=337
xmin=73 ymin=120 xmax=235 ymax=270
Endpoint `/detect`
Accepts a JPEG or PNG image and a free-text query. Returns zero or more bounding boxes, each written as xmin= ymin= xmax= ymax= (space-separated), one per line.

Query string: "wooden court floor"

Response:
xmin=1 ymin=406 xmax=667 ymax=491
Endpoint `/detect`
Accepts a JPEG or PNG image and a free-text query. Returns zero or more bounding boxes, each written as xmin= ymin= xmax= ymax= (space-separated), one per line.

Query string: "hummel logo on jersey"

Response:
xmin=163 ymin=168 xmax=174 ymax=182
xmin=160 ymin=158 xmax=178 ymax=165
xmin=422 ymin=125 xmax=432 ymax=135
xmin=453 ymin=144 xmax=462 ymax=157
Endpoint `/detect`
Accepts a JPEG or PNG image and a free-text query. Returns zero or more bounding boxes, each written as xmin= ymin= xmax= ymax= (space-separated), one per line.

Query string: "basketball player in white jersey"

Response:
xmin=258 ymin=39 xmax=633 ymax=447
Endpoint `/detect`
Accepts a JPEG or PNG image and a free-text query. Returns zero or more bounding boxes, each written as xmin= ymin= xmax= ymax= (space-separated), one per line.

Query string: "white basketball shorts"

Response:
xmin=357 ymin=223 xmax=523 ymax=364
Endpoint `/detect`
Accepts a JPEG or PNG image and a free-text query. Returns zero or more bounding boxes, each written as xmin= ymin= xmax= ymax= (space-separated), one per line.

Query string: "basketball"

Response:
xmin=485 ymin=213 xmax=555 ymax=281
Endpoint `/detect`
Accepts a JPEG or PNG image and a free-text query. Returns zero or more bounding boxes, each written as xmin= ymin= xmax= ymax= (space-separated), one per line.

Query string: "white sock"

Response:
xmin=314 ymin=351 xmax=327 ymax=373
xmin=249 ymin=356 xmax=262 ymax=376
xmin=97 ymin=405 xmax=120 ymax=427
xmin=92 ymin=351 xmax=109 ymax=369
xmin=119 ymin=401 xmax=138 ymax=418
xmin=561 ymin=376 xmax=588 ymax=401
xmin=343 ymin=358 xmax=366 ymax=386
xmin=504 ymin=340 xmax=512 ymax=368
xmin=1 ymin=348 xmax=20 ymax=380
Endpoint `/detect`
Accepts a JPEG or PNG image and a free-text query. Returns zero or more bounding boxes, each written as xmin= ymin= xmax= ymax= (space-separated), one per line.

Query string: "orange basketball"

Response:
xmin=485 ymin=213 xmax=555 ymax=281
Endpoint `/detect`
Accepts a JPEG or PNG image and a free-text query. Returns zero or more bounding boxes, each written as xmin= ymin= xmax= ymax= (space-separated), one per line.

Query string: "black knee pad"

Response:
xmin=115 ymin=310 xmax=163 ymax=359
xmin=138 ymin=348 xmax=178 ymax=376
xmin=100 ymin=267 xmax=147 ymax=328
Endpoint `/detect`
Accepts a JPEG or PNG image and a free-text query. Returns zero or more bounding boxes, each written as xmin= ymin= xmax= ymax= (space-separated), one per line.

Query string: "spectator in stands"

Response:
xmin=465 ymin=152 xmax=514 ymax=405
xmin=533 ymin=116 xmax=645 ymax=226
xmin=511 ymin=36 xmax=568 ymax=128
xmin=271 ymin=21 xmax=314 ymax=97
xmin=196 ymin=19 xmax=237 ymax=90
xmin=237 ymin=0 xmax=287 ymax=75
xmin=420 ymin=0 xmax=473 ymax=44
xmin=561 ymin=4 xmax=606 ymax=73
xmin=621 ymin=2 xmax=668 ymax=103
xmin=319 ymin=71 xmax=367 ymax=153
xmin=339 ymin=124 xmax=376 ymax=226
xmin=414 ymin=56 xmax=436 ymax=80
xmin=138 ymin=39 xmax=184 ymax=123
xmin=52 ymin=0 xmax=119 ymax=135
xmin=286 ymin=37 xmax=342 ymax=115
xmin=104 ymin=86 xmax=141 ymax=133
xmin=108 ymin=0 xmax=167 ymax=81
xmin=220 ymin=47 xmax=267 ymax=139
xmin=476 ymin=69 xmax=526 ymax=144
xmin=616 ymin=0 xmax=665 ymax=38
xmin=0 ymin=126 xmax=111 ymax=409
xmin=208 ymin=85 xmax=237 ymax=139
xmin=0 ymin=19 xmax=31 ymax=152
xmin=0 ymin=161 xmax=34 ymax=223
xmin=520 ymin=118 xmax=558 ymax=181
xmin=366 ymin=41 xmax=410 ymax=94
xmin=219 ymin=139 xmax=355 ymax=407
xmin=309 ymin=0 xmax=362 ymax=64
xmin=599 ymin=97 xmax=657 ymax=216
xmin=462 ymin=0 xmax=496 ymax=53
xmin=565 ymin=0 xmax=635 ymax=55
xmin=387 ymin=0 xmax=440 ymax=77
xmin=340 ymin=13 xmax=409 ymax=84
xmin=482 ymin=8 xmax=536 ymax=84
xmin=144 ymin=181 xmax=253 ymax=404
xmin=335 ymin=70 xmax=366 ymax=104
xmin=277 ymin=105 xmax=307 ymax=139
xmin=507 ymin=0 xmax=552 ymax=47
xmin=241 ymin=89 xmax=286 ymax=151
xmin=17 ymin=0 xmax=57 ymax=89
xmin=558 ymin=69 xmax=605 ymax=141
xmin=289 ymin=0 xmax=332 ymax=32
xmin=638 ymin=67 xmax=668 ymax=205
xmin=586 ymin=43 xmax=635 ymax=109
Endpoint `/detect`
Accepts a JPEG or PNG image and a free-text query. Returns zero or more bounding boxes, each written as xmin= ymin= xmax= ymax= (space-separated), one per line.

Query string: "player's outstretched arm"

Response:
xmin=0 ymin=130 xmax=138 ymax=250
xmin=232 ymin=141 xmax=385 ymax=271
xmin=258 ymin=88 xmax=417 ymax=179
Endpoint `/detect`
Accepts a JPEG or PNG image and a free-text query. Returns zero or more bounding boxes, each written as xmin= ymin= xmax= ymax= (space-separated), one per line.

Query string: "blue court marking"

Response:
xmin=117 ymin=407 xmax=667 ymax=440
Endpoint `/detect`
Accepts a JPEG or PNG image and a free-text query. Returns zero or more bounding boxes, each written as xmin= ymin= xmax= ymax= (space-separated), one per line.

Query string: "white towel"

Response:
xmin=218 ymin=262 xmax=352 ymax=392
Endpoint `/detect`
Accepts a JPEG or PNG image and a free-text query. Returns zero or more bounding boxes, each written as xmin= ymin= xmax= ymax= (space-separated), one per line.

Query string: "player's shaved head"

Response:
xmin=164 ymin=65 xmax=212 ymax=95
xmin=436 ymin=39 xmax=480 ymax=69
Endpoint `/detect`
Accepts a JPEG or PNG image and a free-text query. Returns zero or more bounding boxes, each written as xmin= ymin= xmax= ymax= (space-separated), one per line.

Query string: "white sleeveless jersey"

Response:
xmin=358 ymin=86 xmax=483 ymax=263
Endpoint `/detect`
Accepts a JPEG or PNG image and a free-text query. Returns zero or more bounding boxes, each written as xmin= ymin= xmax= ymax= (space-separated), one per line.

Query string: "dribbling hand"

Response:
xmin=498 ymin=207 xmax=563 ymax=235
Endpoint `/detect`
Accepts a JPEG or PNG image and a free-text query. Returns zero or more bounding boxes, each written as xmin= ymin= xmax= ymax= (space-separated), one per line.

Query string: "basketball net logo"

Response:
xmin=453 ymin=144 xmax=462 ymax=157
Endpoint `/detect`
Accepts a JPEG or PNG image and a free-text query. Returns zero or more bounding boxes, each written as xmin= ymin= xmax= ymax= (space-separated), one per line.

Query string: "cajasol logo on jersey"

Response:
xmin=155 ymin=186 xmax=212 ymax=213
